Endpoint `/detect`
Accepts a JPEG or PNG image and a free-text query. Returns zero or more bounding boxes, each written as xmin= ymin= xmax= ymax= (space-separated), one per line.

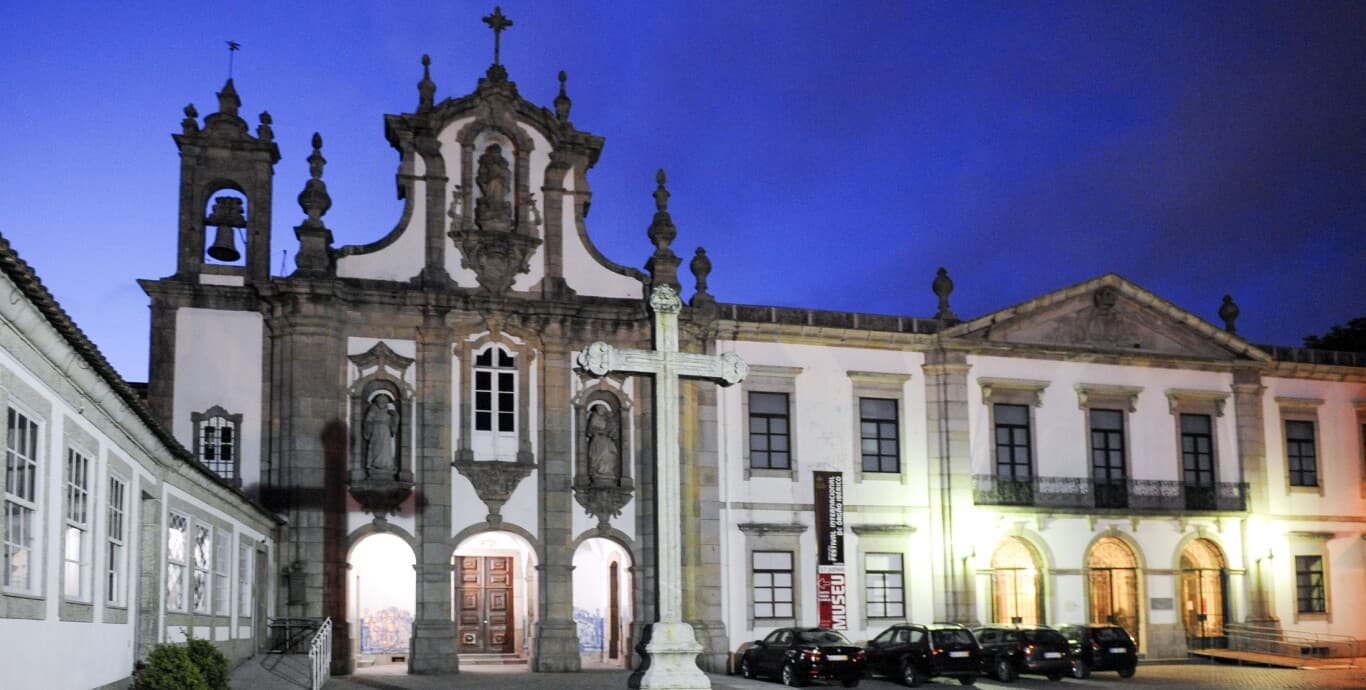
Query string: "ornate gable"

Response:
xmin=944 ymin=274 xmax=1271 ymax=362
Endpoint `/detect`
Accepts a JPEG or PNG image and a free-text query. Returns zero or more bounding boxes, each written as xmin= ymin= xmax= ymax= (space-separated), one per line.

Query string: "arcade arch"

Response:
xmin=990 ymin=537 xmax=1044 ymax=625
xmin=1086 ymin=536 xmax=1140 ymax=645
xmin=347 ymin=532 xmax=416 ymax=669
xmin=1179 ymin=538 xmax=1227 ymax=645
xmin=572 ymin=537 xmax=633 ymax=668
xmin=453 ymin=530 xmax=539 ymax=658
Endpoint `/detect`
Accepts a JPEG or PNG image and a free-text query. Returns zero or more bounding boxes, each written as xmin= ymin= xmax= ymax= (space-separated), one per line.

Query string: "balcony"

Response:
xmin=972 ymin=475 xmax=1247 ymax=512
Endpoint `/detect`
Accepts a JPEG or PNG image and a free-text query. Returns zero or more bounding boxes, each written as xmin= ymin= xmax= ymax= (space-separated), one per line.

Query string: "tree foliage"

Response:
xmin=1303 ymin=317 xmax=1366 ymax=353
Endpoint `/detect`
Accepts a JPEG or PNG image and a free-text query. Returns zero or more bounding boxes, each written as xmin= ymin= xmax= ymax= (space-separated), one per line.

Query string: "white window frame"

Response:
xmin=751 ymin=550 xmax=795 ymax=620
xmin=214 ymin=531 xmax=230 ymax=616
xmin=166 ymin=511 xmax=189 ymax=611
xmin=238 ymin=542 xmax=253 ymax=618
xmin=192 ymin=523 xmax=211 ymax=613
xmin=63 ymin=447 xmax=93 ymax=602
xmin=105 ymin=474 xmax=127 ymax=607
xmin=472 ymin=344 xmax=519 ymax=460
xmin=3 ymin=406 xmax=42 ymax=594
xmin=864 ymin=552 xmax=905 ymax=619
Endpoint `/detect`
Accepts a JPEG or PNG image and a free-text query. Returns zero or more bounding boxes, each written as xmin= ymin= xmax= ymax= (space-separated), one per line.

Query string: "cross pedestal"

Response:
xmin=578 ymin=285 xmax=747 ymax=689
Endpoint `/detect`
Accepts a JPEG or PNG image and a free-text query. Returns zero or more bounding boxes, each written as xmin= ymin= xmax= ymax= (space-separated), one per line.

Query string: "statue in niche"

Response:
xmin=474 ymin=144 xmax=513 ymax=231
xmin=363 ymin=393 xmax=399 ymax=475
xmin=586 ymin=404 xmax=620 ymax=485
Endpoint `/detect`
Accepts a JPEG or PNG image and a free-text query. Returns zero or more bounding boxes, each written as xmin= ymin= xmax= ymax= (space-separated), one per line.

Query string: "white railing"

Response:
xmin=309 ymin=617 xmax=333 ymax=690
xmin=1224 ymin=622 xmax=1361 ymax=662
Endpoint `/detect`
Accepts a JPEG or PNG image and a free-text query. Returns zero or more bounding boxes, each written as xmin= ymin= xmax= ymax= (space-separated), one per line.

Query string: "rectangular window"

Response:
xmin=214 ymin=533 xmax=230 ymax=616
xmin=1285 ymin=420 xmax=1318 ymax=487
xmin=64 ymin=448 xmax=93 ymax=601
xmin=1090 ymin=408 xmax=1128 ymax=508
xmin=474 ymin=348 xmax=517 ymax=433
xmin=1295 ymin=555 xmax=1326 ymax=613
xmin=199 ymin=418 xmax=235 ymax=481
xmin=1181 ymin=414 xmax=1216 ymax=509
xmin=192 ymin=524 xmax=211 ymax=613
xmin=106 ymin=476 xmax=127 ymax=606
xmin=238 ymin=543 xmax=253 ymax=617
xmin=993 ymin=404 xmax=1033 ymax=505
xmin=748 ymin=392 xmax=790 ymax=470
xmin=865 ymin=552 xmax=905 ymax=618
xmin=4 ymin=408 xmax=41 ymax=592
xmin=167 ymin=512 xmax=188 ymax=611
xmin=859 ymin=397 xmax=899 ymax=473
xmin=752 ymin=551 xmax=794 ymax=619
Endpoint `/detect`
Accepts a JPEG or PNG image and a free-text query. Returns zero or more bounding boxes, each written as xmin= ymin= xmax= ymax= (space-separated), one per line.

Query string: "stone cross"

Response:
xmin=578 ymin=284 xmax=747 ymax=689
xmin=482 ymin=6 xmax=513 ymax=65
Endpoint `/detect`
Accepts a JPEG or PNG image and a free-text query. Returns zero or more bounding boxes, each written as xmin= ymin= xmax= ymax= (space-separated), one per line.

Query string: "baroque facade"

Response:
xmin=28 ymin=26 xmax=1357 ymax=683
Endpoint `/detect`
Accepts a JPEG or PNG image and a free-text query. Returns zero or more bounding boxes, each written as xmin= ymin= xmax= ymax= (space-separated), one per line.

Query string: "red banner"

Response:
xmin=817 ymin=565 xmax=848 ymax=630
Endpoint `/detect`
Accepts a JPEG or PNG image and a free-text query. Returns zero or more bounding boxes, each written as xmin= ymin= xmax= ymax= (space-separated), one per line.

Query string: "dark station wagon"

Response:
xmin=973 ymin=625 xmax=1071 ymax=682
xmin=1057 ymin=624 xmax=1137 ymax=679
xmin=738 ymin=627 xmax=865 ymax=687
xmin=864 ymin=623 xmax=981 ymax=686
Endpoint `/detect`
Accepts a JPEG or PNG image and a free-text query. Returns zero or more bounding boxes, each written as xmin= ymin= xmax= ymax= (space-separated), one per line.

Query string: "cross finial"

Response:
xmin=226 ymin=40 xmax=241 ymax=79
xmin=483 ymin=6 xmax=513 ymax=65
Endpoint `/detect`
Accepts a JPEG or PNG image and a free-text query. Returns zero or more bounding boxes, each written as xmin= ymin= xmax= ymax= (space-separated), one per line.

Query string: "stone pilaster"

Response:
xmin=1232 ymin=364 xmax=1278 ymax=624
xmin=410 ymin=308 xmax=460 ymax=673
xmin=136 ymin=490 xmax=162 ymax=659
xmin=533 ymin=334 xmax=581 ymax=671
xmin=922 ymin=350 xmax=977 ymax=624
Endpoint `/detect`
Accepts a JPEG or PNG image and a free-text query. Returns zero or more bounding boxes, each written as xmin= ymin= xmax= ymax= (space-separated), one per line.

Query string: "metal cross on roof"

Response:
xmin=482 ymin=6 xmax=513 ymax=65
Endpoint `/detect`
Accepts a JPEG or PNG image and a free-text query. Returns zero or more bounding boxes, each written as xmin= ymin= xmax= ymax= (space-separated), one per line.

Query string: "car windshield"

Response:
xmin=1021 ymin=629 xmax=1066 ymax=646
xmin=932 ymin=630 xmax=975 ymax=646
xmin=799 ymin=630 xmax=852 ymax=645
xmin=1094 ymin=627 xmax=1131 ymax=643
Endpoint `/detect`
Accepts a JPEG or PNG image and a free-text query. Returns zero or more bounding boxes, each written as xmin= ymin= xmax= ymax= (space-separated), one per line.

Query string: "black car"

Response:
xmin=1056 ymin=624 xmax=1137 ymax=679
xmin=864 ymin=623 xmax=981 ymax=686
xmin=738 ymin=627 xmax=865 ymax=687
xmin=972 ymin=625 xmax=1070 ymax=682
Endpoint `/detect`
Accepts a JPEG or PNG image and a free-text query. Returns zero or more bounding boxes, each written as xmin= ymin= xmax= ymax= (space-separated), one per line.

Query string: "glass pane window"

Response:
xmin=994 ymin=404 xmax=1032 ymax=481
xmin=193 ymin=525 xmax=211 ymax=612
xmin=214 ymin=533 xmax=230 ymax=616
xmin=865 ymin=552 xmax=905 ymax=618
xmin=860 ymin=398 xmax=899 ymax=473
xmin=752 ymin=551 xmax=794 ymax=619
xmin=106 ymin=476 xmax=127 ymax=606
xmin=238 ymin=544 xmax=253 ymax=617
xmin=1285 ymin=420 xmax=1318 ymax=487
xmin=4 ymin=407 xmax=40 ymax=592
xmin=474 ymin=347 xmax=517 ymax=433
xmin=167 ymin=512 xmax=188 ymax=610
xmin=749 ymin=392 xmax=790 ymax=470
xmin=198 ymin=416 xmax=236 ymax=481
xmin=63 ymin=449 xmax=92 ymax=600
xmin=1090 ymin=408 xmax=1127 ymax=508
xmin=1295 ymin=555 xmax=1326 ymax=613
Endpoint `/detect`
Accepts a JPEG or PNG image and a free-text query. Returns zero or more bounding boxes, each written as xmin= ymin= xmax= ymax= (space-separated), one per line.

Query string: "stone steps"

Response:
xmin=461 ymin=653 xmax=527 ymax=666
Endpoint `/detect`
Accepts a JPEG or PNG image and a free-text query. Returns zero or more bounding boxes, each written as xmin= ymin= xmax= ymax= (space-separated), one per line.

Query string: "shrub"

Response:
xmin=132 ymin=644 xmax=208 ymax=690
xmin=185 ymin=637 xmax=230 ymax=690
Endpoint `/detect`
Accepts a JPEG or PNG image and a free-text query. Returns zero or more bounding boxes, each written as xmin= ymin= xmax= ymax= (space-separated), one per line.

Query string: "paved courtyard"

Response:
xmin=232 ymin=656 xmax=1365 ymax=690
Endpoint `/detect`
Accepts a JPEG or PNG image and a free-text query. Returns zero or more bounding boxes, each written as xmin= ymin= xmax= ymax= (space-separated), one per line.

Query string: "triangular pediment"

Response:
xmin=943 ymin=274 xmax=1270 ymax=361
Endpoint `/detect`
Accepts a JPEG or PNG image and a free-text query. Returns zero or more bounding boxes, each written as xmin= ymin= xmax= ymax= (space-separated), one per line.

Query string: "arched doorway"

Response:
xmin=990 ymin=537 xmax=1043 ymax=624
xmin=572 ymin=537 xmax=633 ymax=668
xmin=348 ymin=532 xmax=416 ymax=671
xmin=1087 ymin=537 xmax=1140 ymax=644
xmin=1180 ymin=539 xmax=1227 ymax=648
xmin=453 ymin=531 xmax=538 ymax=659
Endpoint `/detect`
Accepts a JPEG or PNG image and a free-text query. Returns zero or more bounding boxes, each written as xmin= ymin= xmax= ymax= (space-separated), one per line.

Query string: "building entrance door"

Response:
xmin=456 ymin=556 xmax=514 ymax=653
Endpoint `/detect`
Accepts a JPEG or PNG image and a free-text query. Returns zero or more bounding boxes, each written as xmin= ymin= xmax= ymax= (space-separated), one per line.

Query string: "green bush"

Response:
xmin=185 ymin=637 xmax=230 ymax=690
xmin=132 ymin=644 xmax=208 ymax=690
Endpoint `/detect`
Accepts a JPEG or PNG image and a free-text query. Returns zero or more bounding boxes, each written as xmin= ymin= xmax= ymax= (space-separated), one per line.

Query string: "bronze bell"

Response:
xmin=207 ymin=224 xmax=241 ymax=262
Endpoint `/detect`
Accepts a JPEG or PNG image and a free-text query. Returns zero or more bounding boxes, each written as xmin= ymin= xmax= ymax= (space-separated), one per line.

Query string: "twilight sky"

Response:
xmin=0 ymin=1 xmax=1362 ymax=381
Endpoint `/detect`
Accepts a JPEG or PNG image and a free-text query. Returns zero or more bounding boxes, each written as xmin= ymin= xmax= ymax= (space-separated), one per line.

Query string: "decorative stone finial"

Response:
xmin=256 ymin=111 xmax=273 ymax=142
xmin=646 ymin=169 xmax=681 ymax=291
xmin=181 ymin=103 xmax=199 ymax=134
xmin=418 ymin=54 xmax=436 ymax=111
xmin=483 ymin=6 xmax=513 ymax=83
xmin=933 ymin=267 xmax=958 ymax=321
xmin=293 ymin=133 xmax=334 ymax=276
xmin=298 ymin=133 xmax=331 ymax=222
xmin=689 ymin=247 xmax=717 ymax=318
xmin=1219 ymin=294 xmax=1240 ymax=334
xmin=216 ymin=78 xmax=241 ymax=116
xmin=554 ymin=70 xmax=572 ymax=121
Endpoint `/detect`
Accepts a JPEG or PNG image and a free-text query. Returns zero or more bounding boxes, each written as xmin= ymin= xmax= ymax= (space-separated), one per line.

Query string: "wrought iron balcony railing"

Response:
xmin=972 ymin=475 xmax=1247 ymax=512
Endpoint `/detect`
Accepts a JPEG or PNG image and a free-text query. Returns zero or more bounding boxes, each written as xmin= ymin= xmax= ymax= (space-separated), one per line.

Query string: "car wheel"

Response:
xmin=1071 ymin=658 xmax=1090 ymax=679
xmin=1047 ymin=672 xmax=1063 ymax=681
xmin=900 ymin=659 xmax=924 ymax=687
xmin=782 ymin=662 xmax=807 ymax=687
xmin=958 ymin=676 xmax=977 ymax=686
xmin=1118 ymin=666 xmax=1136 ymax=679
xmin=994 ymin=658 xmax=1017 ymax=683
xmin=740 ymin=656 xmax=755 ymax=679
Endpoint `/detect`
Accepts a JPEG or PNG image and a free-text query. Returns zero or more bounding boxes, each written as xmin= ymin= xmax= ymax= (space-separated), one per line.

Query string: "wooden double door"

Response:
xmin=456 ymin=556 xmax=514 ymax=653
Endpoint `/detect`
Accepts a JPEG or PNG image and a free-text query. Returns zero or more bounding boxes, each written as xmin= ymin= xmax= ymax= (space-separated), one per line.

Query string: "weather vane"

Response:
xmin=226 ymin=40 xmax=241 ymax=78
xmin=482 ymin=7 xmax=512 ymax=65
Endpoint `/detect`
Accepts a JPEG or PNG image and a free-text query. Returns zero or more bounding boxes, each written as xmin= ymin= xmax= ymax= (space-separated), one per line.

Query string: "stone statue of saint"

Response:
xmin=475 ymin=144 xmax=512 ymax=231
xmin=586 ymin=404 xmax=619 ymax=484
xmin=363 ymin=394 xmax=399 ymax=475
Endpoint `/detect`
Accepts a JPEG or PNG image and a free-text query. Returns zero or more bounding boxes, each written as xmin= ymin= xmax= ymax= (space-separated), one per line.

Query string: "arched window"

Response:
xmin=991 ymin=538 xmax=1042 ymax=625
xmin=1087 ymin=537 xmax=1139 ymax=642
xmin=1180 ymin=539 xmax=1227 ymax=643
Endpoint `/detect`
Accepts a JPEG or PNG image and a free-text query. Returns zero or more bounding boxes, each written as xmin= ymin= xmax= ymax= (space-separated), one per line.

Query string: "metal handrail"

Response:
xmin=1224 ymin=622 xmax=1361 ymax=661
xmin=309 ymin=617 xmax=333 ymax=690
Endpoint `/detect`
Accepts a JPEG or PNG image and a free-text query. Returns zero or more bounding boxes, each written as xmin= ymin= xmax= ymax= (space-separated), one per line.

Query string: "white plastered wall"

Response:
xmin=558 ymin=166 xmax=643 ymax=299
xmin=172 ymin=308 xmax=264 ymax=488
xmin=337 ymin=144 xmax=432 ymax=280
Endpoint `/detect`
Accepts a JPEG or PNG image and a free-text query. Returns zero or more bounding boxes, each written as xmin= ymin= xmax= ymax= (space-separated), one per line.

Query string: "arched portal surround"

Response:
xmin=1085 ymin=535 xmax=1143 ymax=649
xmin=452 ymin=529 xmax=540 ymax=659
xmin=990 ymin=537 xmax=1044 ymax=625
xmin=571 ymin=536 xmax=635 ymax=668
xmin=1179 ymin=538 xmax=1228 ymax=644
xmin=347 ymin=531 xmax=418 ymax=671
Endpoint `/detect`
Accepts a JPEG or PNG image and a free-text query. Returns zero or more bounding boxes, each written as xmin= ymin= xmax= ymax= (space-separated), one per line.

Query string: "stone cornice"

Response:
xmin=737 ymin=522 xmax=807 ymax=536
xmin=978 ymin=377 xmax=1049 ymax=407
xmin=847 ymin=370 xmax=912 ymax=385
xmin=850 ymin=524 xmax=916 ymax=536
xmin=1165 ymin=388 xmax=1230 ymax=416
xmin=1274 ymin=396 xmax=1325 ymax=410
xmin=1075 ymin=383 xmax=1143 ymax=412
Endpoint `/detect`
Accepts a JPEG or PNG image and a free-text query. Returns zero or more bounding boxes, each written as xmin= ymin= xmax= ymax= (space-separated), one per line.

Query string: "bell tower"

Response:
xmin=173 ymin=79 xmax=280 ymax=283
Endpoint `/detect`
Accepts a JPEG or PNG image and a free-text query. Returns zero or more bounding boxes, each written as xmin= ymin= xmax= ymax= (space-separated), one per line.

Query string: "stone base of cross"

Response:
xmin=578 ymin=284 xmax=747 ymax=689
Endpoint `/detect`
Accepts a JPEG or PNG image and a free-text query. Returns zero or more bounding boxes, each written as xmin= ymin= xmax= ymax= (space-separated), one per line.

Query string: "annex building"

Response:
xmin=4 ymin=18 xmax=1365 ymax=688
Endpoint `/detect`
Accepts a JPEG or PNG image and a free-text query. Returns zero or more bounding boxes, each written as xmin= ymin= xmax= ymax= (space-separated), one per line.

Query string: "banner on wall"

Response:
xmin=814 ymin=471 xmax=846 ymax=629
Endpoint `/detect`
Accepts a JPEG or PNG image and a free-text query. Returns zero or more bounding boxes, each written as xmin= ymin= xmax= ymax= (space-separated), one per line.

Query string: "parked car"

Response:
xmin=738 ymin=627 xmax=866 ymax=687
xmin=972 ymin=625 xmax=1070 ymax=682
xmin=863 ymin=622 xmax=981 ymax=686
xmin=1056 ymin=624 xmax=1137 ymax=679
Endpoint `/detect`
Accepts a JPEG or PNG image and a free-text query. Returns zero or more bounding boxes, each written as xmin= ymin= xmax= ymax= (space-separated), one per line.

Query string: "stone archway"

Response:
xmin=347 ymin=532 xmax=417 ymax=671
xmin=452 ymin=530 xmax=539 ymax=659
xmin=1087 ymin=537 xmax=1140 ymax=644
xmin=1180 ymin=538 xmax=1227 ymax=647
xmin=990 ymin=537 xmax=1043 ymax=625
xmin=571 ymin=537 xmax=634 ymax=668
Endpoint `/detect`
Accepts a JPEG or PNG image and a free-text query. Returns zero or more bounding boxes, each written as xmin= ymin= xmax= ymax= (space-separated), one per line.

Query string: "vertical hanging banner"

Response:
xmin=814 ymin=471 xmax=846 ymax=629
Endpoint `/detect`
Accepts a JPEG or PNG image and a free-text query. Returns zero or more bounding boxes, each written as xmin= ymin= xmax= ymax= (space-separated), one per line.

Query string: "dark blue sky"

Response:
xmin=1 ymin=1 xmax=1362 ymax=381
